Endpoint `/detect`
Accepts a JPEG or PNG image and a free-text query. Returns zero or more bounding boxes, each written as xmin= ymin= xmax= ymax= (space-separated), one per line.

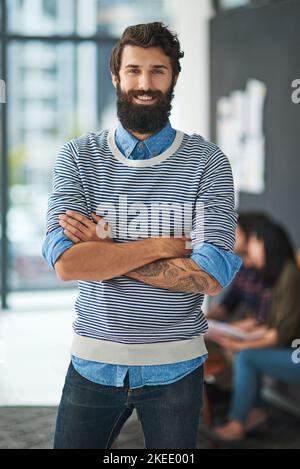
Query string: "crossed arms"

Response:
xmin=54 ymin=211 xmax=222 ymax=296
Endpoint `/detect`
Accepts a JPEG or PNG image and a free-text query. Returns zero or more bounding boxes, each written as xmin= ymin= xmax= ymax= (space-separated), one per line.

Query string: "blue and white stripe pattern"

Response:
xmin=43 ymin=124 xmax=241 ymax=365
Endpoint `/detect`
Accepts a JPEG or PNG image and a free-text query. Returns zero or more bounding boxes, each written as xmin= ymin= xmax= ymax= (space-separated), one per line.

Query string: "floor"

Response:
xmin=1 ymin=400 xmax=300 ymax=449
xmin=0 ymin=290 xmax=77 ymax=405
xmin=1 ymin=291 xmax=299 ymax=449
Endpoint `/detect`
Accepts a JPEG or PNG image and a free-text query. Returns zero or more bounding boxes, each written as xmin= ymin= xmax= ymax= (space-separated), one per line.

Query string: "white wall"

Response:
xmin=169 ymin=0 xmax=214 ymax=139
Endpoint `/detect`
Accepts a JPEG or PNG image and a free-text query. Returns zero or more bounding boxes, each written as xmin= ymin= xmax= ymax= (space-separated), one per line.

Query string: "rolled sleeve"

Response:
xmin=191 ymin=242 xmax=242 ymax=288
xmin=42 ymin=139 xmax=89 ymax=270
xmin=42 ymin=227 xmax=74 ymax=270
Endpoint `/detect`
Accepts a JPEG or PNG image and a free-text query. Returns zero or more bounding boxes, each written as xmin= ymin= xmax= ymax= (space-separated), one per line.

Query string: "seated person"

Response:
xmin=207 ymin=212 xmax=272 ymax=326
xmin=203 ymin=220 xmax=300 ymax=443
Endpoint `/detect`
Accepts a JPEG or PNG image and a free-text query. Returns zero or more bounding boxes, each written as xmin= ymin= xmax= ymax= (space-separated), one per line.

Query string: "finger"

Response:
xmin=65 ymin=210 xmax=92 ymax=229
xmin=63 ymin=229 xmax=81 ymax=244
xmin=96 ymin=218 xmax=113 ymax=240
xmin=223 ymin=341 xmax=233 ymax=348
xmin=59 ymin=216 xmax=90 ymax=237
xmin=59 ymin=219 xmax=86 ymax=240
xmin=91 ymin=212 xmax=104 ymax=223
xmin=93 ymin=214 xmax=111 ymax=234
xmin=219 ymin=339 xmax=230 ymax=346
xmin=216 ymin=337 xmax=227 ymax=346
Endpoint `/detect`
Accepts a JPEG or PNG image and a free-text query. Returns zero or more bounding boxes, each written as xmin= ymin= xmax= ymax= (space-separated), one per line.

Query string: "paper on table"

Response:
xmin=206 ymin=320 xmax=265 ymax=341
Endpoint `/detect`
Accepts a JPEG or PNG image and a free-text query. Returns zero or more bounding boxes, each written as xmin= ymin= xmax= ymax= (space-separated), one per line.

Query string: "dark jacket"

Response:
xmin=267 ymin=260 xmax=300 ymax=346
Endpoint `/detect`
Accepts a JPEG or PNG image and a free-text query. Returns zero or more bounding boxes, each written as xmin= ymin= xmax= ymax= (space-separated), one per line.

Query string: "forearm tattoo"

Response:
xmin=127 ymin=258 xmax=214 ymax=294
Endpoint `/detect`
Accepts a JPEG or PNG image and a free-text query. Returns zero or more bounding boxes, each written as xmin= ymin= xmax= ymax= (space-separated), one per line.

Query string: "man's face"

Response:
xmin=112 ymin=45 xmax=178 ymax=134
xmin=234 ymin=224 xmax=247 ymax=257
xmin=235 ymin=224 xmax=253 ymax=268
xmin=246 ymin=234 xmax=265 ymax=270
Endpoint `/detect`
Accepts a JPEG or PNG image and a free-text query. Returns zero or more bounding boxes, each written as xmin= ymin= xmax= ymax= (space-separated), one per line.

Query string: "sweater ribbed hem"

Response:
xmin=71 ymin=332 xmax=208 ymax=366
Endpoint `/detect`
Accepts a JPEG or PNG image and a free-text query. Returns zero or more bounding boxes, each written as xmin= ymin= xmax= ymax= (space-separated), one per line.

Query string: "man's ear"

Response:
xmin=111 ymin=73 xmax=118 ymax=89
xmin=173 ymin=73 xmax=179 ymax=87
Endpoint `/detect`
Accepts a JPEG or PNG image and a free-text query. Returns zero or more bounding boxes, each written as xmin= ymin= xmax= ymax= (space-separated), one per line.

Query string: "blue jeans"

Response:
xmin=54 ymin=361 xmax=204 ymax=449
xmin=230 ymin=348 xmax=300 ymax=424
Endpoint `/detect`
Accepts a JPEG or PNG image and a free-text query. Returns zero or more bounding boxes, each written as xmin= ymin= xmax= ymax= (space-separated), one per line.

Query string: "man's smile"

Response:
xmin=132 ymin=95 xmax=157 ymax=105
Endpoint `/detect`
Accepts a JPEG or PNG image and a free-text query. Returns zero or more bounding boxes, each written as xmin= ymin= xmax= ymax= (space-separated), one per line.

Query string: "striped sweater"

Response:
xmin=43 ymin=127 xmax=240 ymax=365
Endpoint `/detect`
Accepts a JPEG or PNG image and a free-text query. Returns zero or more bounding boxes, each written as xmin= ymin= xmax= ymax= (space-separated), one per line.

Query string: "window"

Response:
xmin=8 ymin=0 xmax=172 ymax=37
xmin=42 ymin=0 xmax=57 ymax=19
xmin=8 ymin=40 xmax=116 ymax=289
xmin=0 ymin=0 xmax=172 ymax=306
xmin=214 ymin=0 xmax=250 ymax=11
xmin=7 ymin=0 xmax=74 ymax=36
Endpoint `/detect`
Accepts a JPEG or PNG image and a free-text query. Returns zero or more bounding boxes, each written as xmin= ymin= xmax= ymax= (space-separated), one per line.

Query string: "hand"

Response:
xmin=206 ymin=304 xmax=226 ymax=321
xmin=58 ymin=210 xmax=113 ymax=244
xmin=212 ymin=333 xmax=246 ymax=351
xmin=230 ymin=318 xmax=258 ymax=332
xmin=157 ymin=235 xmax=192 ymax=259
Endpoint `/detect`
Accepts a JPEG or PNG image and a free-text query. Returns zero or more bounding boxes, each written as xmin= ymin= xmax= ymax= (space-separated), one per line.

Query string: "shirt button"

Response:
xmin=138 ymin=143 xmax=144 ymax=148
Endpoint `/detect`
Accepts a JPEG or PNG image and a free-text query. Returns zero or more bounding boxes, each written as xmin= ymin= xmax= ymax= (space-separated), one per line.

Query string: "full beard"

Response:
xmin=116 ymin=82 xmax=175 ymax=135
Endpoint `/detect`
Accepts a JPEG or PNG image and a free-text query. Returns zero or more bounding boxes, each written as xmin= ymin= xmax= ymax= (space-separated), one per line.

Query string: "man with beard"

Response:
xmin=42 ymin=22 xmax=242 ymax=449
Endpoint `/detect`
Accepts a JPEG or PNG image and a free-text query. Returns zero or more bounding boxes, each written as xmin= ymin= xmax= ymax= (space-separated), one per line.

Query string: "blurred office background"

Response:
xmin=0 ymin=0 xmax=300 ymax=448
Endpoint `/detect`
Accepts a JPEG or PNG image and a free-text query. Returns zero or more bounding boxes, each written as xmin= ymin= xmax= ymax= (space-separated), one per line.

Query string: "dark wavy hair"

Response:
xmin=109 ymin=22 xmax=184 ymax=80
xmin=251 ymin=221 xmax=296 ymax=287
xmin=237 ymin=211 xmax=272 ymax=240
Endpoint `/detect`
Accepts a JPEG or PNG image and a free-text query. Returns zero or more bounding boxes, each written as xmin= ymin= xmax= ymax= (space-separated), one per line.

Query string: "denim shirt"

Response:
xmin=43 ymin=120 xmax=242 ymax=389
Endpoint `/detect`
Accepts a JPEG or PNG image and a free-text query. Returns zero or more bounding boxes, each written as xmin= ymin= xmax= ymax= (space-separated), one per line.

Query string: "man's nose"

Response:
xmin=138 ymin=72 xmax=153 ymax=91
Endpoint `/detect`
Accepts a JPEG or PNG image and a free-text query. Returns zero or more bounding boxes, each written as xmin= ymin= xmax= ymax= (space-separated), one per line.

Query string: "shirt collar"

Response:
xmin=115 ymin=120 xmax=175 ymax=158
